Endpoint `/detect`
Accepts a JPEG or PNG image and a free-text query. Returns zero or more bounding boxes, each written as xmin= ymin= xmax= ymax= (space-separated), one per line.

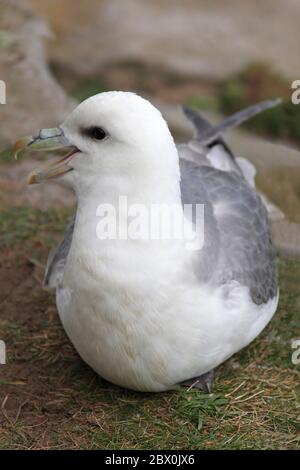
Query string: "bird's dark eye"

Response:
xmin=91 ymin=127 xmax=107 ymax=140
xmin=83 ymin=126 xmax=107 ymax=141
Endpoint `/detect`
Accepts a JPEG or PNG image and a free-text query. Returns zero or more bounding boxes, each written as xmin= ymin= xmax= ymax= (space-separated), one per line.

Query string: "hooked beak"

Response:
xmin=13 ymin=128 xmax=79 ymax=184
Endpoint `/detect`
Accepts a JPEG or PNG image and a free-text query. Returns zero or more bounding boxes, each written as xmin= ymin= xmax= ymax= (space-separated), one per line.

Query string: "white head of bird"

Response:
xmin=14 ymin=92 xmax=195 ymax=251
xmin=29 ymin=92 xmax=180 ymax=205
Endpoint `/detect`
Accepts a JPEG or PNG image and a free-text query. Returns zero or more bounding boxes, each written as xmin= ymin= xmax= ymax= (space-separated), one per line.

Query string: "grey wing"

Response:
xmin=180 ymin=158 xmax=277 ymax=305
xmin=178 ymin=99 xmax=280 ymax=305
xmin=43 ymin=213 xmax=75 ymax=289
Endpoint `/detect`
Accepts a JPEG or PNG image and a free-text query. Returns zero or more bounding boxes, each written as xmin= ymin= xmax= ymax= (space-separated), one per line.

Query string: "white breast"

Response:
xmin=56 ymin=239 xmax=278 ymax=392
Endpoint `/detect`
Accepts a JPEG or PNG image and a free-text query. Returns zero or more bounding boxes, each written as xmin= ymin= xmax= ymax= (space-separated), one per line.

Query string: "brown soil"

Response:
xmin=0 ymin=252 xmax=96 ymax=449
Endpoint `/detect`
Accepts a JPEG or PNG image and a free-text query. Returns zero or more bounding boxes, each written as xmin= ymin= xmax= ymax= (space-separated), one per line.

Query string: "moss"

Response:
xmin=0 ymin=30 xmax=16 ymax=51
xmin=0 ymin=148 xmax=13 ymax=163
xmin=185 ymin=94 xmax=219 ymax=111
xmin=70 ymin=77 xmax=108 ymax=102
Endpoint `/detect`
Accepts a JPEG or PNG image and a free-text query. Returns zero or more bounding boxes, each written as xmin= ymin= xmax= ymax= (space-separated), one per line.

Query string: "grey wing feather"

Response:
xmin=181 ymin=105 xmax=236 ymax=163
xmin=179 ymin=98 xmax=282 ymax=175
xmin=181 ymin=105 xmax=212 ymax=137
xmin=43 ymin=213 xmax=75 ymax=289
xmin=180 ymin=158 xmax=277 ymax=305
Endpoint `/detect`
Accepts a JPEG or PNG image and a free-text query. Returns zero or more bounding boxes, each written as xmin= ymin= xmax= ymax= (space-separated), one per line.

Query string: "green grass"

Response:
xmin=0 ymin=148 xmax=13 ymax=163
xmin=0 ymin=207 xmax=299 ymax=449
xmin=0 ymin=206 xmax=73 ymax=259
xmin=69 ymin=77 xmax=108 ymax=102
xmin=185 ymin=95 xmax=219 ymax=112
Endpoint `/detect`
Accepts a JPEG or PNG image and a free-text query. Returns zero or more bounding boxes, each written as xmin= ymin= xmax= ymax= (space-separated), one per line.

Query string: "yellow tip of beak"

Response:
xmin=27 ymin=172 xmax=38 ymax=185
xmin=13 ymin=137 xmax=33 ymax=160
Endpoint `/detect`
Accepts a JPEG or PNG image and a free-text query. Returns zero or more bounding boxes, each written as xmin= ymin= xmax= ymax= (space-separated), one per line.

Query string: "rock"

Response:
xmin=0 ymin=0 xmax=74 ymax=147
xmin=29 ymin=0 xmax=300 ymax=80
xmin=0 ymin=158 xmax=75 ymax=209
xmin=272 ymin=220 xmax=300 ymax=258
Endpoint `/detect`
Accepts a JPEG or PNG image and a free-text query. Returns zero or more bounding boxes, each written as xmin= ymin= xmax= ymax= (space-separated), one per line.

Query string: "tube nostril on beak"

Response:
xmin=38 ymin=128 xmax=66 ymax=141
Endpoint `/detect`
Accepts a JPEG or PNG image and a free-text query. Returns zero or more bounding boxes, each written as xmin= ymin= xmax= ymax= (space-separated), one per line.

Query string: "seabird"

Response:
xmin=14 ymin=92 xmax=279 ymax=392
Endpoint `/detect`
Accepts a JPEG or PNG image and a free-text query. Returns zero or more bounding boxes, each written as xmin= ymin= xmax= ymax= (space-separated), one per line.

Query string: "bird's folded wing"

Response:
xmin=44 ymin=214 xmax=76 ymax=289
xmin=180 ymin=158 xmax=278 ymax=305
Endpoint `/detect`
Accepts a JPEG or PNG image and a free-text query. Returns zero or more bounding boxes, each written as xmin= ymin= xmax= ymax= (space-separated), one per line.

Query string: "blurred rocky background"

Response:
xmin=29 ymin=0 xmax=300 ymax=79
xmin=0 ymin=0 xmax=73 ymax=146
xmin=0 ymin=0 xmax=300 ymax=252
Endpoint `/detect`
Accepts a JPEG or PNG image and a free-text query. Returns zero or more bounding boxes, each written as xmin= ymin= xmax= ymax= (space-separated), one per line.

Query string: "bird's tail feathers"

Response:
xmin=182 ymin=98 xmax=282 ymax=145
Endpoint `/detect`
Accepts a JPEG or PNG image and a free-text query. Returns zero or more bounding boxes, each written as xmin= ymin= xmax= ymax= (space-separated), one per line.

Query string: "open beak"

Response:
xmin=13 ymin=128 xmax=79 ymax=184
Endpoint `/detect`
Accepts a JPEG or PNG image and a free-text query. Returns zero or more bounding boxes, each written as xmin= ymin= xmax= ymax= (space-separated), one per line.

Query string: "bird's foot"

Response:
xmin=180 ymin=370 xmax=214 ymax=393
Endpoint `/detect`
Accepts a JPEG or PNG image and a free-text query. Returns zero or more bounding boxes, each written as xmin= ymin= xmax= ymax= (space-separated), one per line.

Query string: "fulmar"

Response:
xmin=14 ymin=92 xmax=279 ymax=392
